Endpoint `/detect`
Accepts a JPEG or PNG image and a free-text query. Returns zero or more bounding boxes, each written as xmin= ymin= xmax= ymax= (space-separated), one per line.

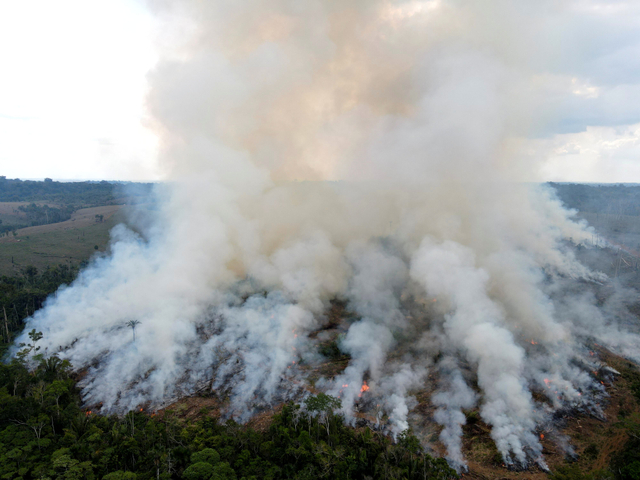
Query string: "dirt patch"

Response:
xmin=156 ymin=396 xmax=224 ymax=421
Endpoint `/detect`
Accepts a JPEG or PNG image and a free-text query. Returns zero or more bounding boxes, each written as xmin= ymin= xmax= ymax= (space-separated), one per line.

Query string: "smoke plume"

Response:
xmin=15 ymin=0 xmax=640 ymax=469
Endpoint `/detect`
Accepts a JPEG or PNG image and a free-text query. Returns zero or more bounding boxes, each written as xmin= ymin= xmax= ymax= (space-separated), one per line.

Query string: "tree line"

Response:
xmin=0 ymin=265 xmax=78 ymax=349
xmin=0 ymin=177 xmax=154 ymax=207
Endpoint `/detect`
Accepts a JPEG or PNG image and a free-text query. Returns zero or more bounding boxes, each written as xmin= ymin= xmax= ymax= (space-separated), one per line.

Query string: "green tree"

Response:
xmin=211 ymin=462 xmax=236 ymax=480
xmin=16 ymin=329 xmax=44 ymax=367
xmin=103 ymin=471 xmax=138 ymax=480
xmin=191 ymin=448 xmax=220 ymax=466
xmin=51 ymin=448 xmax=95 ymax=480
xmin=183 ymin=461 xmax=215 ymax=480
xmin=304 ymin=393 xmax=341 ymax=440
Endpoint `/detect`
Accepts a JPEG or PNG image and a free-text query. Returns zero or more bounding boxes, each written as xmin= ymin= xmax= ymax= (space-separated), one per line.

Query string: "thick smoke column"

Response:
xmin=411 ymin=239 xmax=543 ymax=466
xmin=15 ymin=0 xmax=640 ymax=468
xmin=432 ymin=361 xmax=477 ymax=468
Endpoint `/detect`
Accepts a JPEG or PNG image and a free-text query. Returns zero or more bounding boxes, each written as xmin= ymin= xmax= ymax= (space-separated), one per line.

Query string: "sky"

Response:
xmin=1 ymin=0 xmax=640 ymax=183
xmin=0 ymin=0 xmax=158 ymax=181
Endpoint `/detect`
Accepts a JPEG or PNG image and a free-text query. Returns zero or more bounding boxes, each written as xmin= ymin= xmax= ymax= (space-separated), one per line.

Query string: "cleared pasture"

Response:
xmin=0 ymin=205 xmax=124 ymax=276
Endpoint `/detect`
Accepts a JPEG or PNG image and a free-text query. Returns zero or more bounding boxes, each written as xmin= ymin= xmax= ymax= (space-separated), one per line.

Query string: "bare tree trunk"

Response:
xmin=3 ymin=305 xmax=9 ymax=341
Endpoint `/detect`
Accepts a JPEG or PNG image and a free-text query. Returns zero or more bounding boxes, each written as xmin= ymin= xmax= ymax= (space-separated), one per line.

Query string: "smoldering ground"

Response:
xmin=14 ymin=0 xmax=640 ymax=470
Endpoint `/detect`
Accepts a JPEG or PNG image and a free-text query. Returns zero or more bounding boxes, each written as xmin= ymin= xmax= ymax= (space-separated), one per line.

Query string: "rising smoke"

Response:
xmin=15 ymin=0 xmax=640 ymax=469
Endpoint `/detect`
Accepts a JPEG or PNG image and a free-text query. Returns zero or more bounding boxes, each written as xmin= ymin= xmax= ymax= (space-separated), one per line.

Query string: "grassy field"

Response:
xmin=0 ymin=205 xmax=124 ymax=276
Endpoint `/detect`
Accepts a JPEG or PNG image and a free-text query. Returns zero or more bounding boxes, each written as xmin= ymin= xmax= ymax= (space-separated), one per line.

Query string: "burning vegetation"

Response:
xmin=9 ymin=0 xmax=640 ymax=477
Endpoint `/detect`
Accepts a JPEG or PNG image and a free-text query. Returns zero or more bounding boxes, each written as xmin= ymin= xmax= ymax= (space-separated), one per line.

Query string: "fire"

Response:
xmin=530 ymin=340 xmax=538 ymax=345
xmin=544 ymin=378 xmax=551 ymax=388
xmin=342 ymin=384 xmax=349 ymax=388
xmin=85 ymin=410 xmax=92 ymax=416
xmin=540 ymin=433 xmax=544 ymax=440
xmin=358 ymin=381 xmax=370 ymax=398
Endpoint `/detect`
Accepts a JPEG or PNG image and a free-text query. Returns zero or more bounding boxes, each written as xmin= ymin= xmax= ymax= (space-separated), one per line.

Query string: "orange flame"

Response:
xmin=342 ymin=384 xmax=349 ymax=388
xmin=358 ymin=381 xmax=370 ymax=397
xmin=540 ymin=433 xmax=544 ymax=440
xmin=544 ymin=378 xmax=551 ymax=388
xmin=530 ymin=340 xmax=538 ymax=345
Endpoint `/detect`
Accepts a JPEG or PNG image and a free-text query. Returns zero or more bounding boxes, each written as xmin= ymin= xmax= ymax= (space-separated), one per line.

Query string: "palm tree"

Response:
xmin=126 ymin=320 xmax=141 ymax=342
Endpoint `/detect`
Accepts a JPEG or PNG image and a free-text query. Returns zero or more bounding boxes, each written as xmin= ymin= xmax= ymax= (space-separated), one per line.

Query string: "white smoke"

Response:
xmin=14 ymin=0 xmax=640 ymax=469
xmin=432 ymin=361 xmax=477 ymax=469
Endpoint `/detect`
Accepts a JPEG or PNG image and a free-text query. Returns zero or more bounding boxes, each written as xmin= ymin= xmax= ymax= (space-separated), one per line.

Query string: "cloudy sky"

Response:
xmin=0 ymin=0 xmax=157 ymax=181
xmin=1 ymin=0 xmax=640 ymax=182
